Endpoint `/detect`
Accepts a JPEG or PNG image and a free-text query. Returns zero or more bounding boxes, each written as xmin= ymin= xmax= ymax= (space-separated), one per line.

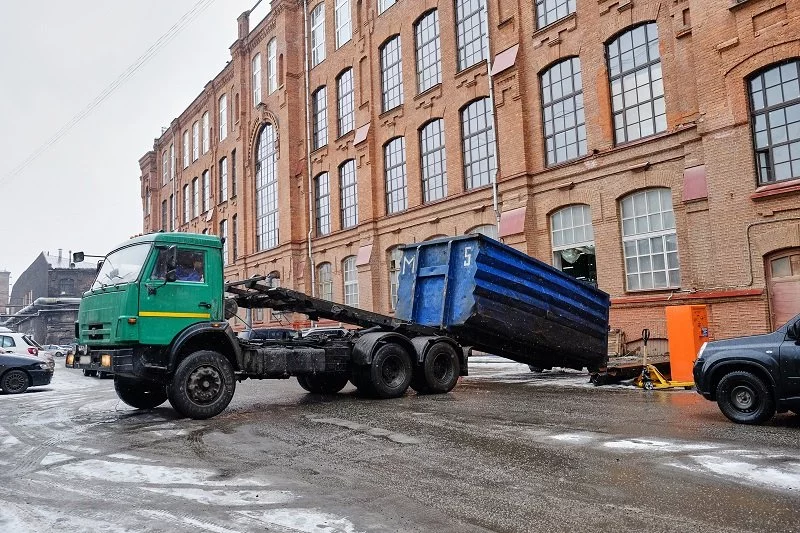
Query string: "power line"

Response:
xmin=0 ymin=0 xmax=219 ymax=185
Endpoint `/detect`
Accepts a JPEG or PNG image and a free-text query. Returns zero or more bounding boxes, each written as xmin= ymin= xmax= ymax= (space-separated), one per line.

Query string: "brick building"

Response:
xmin=139 ymin=0 xmax=800 ymax=354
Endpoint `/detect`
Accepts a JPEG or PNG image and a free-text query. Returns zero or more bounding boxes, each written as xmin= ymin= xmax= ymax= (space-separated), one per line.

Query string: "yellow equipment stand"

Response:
xmin=633 ymin=328 xmax=695 ymax=390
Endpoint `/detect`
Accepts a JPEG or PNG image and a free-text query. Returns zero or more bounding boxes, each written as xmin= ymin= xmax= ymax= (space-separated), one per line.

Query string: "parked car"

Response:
xmin=237 ymin=328 xmax=299 ymax=342
xmin=43 ymin=344 xmax=69 ymax=357
xmin=0 ymin=351 xmax=53 ymax=393
xmin=300 ymin=327 xmax=352 ymax=339
xmin=0 ymin=332 xmax=56 ymax=371
xmin=693 ymin=312 xmax=800 ymax=425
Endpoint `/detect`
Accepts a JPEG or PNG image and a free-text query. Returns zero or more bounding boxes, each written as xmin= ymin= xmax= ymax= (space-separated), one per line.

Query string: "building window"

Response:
xmin=340 ymin=159 xmax=358 ymax=228
xmin=255 ymin=124 xmax=279 ymax=250
xmin=170 ymin=194 xmax=175 ymax=231
xmin=315 ymin=172 xmax=331 ymax=236
xmin=232 ymin=214 xmax=238 ymax=260
xmin=455 ymin=0 xmax=487 ymax=71
xmin=59 ymin=279 xmax=75 ymax=296
xmin=380 ymin=36 xmax=404 ymax=112
xmin=750 ymin=59 xmax=800 ymax=185
xmin=318 ymin=262 xmax=333 ymax=300
xmin=620 ymin=188 xmax=680 ymax=291
xmin=202 ymin=112 xmax=210 ymax=154
xmin=384 ymin=137 xmax=407 ymax=214
xmin=388 ymin=246 xmax=404 ymax=311
xmin=468 ymin=224 xmax=497 ymax=239
xmin=183 ymin=185 xmax=190 ymax=223
xmin=335 ymin=0 xmax=351 ymax=48
xmin=607 ymin=23 xmax=666 ymax=144
xmin=220 ymin=219 xmax=228 ymax=266
xmin=231 ymin=149 xmax=237 ymax=197
xmin=415 ymin=10 xmax=441 ymax=93
xmin=311 ymin=3 xmax=326 ymax=67
xmin=219 ymin=94 xmax=228 ymax=141
xmin=536 ymin=0 xmax=575 ymax=29
xmin=379 ymin=0 xmax=396 ymax=14
xmin=145 ymin=189 xmax=151 ymax=216
xmin=170 ymin=143 xmax=175 ymax=179
xmin=541 ymin=57 xmax=587 ymax=166
xmin=161 ymin=199 xmax=168 ymax=231
xmin=183 ymin=130 xmax=189 ymax=168
xmin=219 ymin=157 xmax=228 ymax=202
xmin=312 ymin=86 xmax=328 ymax=150
xmin=343 ymin=256 xmax=359 ymax=306
xmin=162 ymin=151 xmax=169 ymax=185
xmin=267 ymin=39 xmax=277 ymax=94
xmin=252 ymin=53 xmax=262 ymax=106
xmin=462 ymin=98 xmax=497 ymax=189
xmin=337 ymin=68 xmax=355 ymax=136
xmin=192 ymin=177 xmax=199 ymax=218
xmin=420 ymin=119 xmax=447 ymax=202
xmin=192 ymin=121 xmax=200 ymax=161
xmin=551 ymin=205 xmax=596 ymax=284
xmin=202 ymin=170 xmax=210 ymax=212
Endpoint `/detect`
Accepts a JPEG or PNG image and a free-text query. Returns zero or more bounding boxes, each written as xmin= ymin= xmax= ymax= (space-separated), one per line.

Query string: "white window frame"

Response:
xmin=219 ymin=94 xmax=228 ymax=141
xmin=255 ymin=124 xmax=279 ymax=251
xmin=311 ymin=3 xmax=326 ymax=67
xmin=550 ymin=205 xmax=596 ymax=282
xmin=312 ymin=86 xmax=328 ymax=150
xmin=202 ymin=112 xmax=210 ymax=154
xmin=455 ymin=0 xmax=487 ymax=71
xmin=380 ymin=36 xmax=404 ymax=112
xmin=162 ymin=151 xmax=168 ymax=186
xmin=267 ymin=39 xmax=277 ymax=94
xmin=252 ymin=53 xmax=262 ymax=106
xmin=335 ymin=0 xmax=351 ymax=48
xmin=183 ymin=130 xmax=190 ymax=168
xmin=415 ymin=10 xmax=442 ymax=93
xmin=192 ymin=122 xmax=199 ymax=161
xmin=202 ymin=170 xmax=210 ymax=212
xmin=337 ymin=68 xmax=355 ymax=136
xmin=318 ymin=262 xmax=333 ymax=300
xmin=343 ymin=256 xmax=359 ymax=307
xmin=219 ymin=157 xmax=228 ymax=202
xmin=169 ymin=143 xmax=175 ymax=180
xmin=183 ymin=184 xmax=190 ymax=223
xmin=620 ymin=188 xmax=680 ymax=291
xmin=379 ymin=0 xmax=396 ymax=14
xmin=192 ymin=177 xmax=199 ymax=218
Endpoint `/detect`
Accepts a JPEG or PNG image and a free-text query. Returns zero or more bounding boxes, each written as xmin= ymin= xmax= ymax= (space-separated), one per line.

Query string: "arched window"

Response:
xmin=202 ymin=170 xmax=210 ymax=212
xmin=343 ymin=256 xmax=359 ymax=307
xmin=252 ymin=53 xmax=262 ymax=106
xmin=467 ymin=224 xmax=497 ymax=239
xmin=388 ymin=246 xmax=405 ymax=310
xmin=461 ymin=98 xmax=497 ymax=189
xmin=311 ymin=3 xmax=326 ymax=66
xmin=192 ymin=177 xmax=199 ymax=218
xmin=337 ymin=69 xmax=355 ymax=136
xmin=219 ymin=94 xmax=228 ymax=141
xmin=162 ymin=151 xmax=168 ymax=185
xmin=607 ymin=23 xmax=665 ymax=144
xmin=551 ymin=205 xmax=596 ymax=284
xmin=415 ymin=10 xmax=441 ymax=93
xmin=749 ymin=59 xmax=800 ymax=184
xmin=380 ymin=36 xmax=403 ymax=112
xmin=339 ymin=160 xmax=358 ymax=228
xmin=183 ymin=184 xmax=190 ymax=223
xmin=315 ymin=172 xmax=331 ymax=236
xmin=335 ymin=0 xmax=352 ymax=48
xmin=312 ymin=86 xmax=328 ymax=150
xmin=455 ymin=0 xmax=487 ymax=71
xmin=420 ymin=119 xmax=447 ymax=202
xmin=318 ymin=262 xmax=333 ymax=300
xmin=541 ymin=57 xmax=586 ymax=165
xmin=384 ymin=137 xmax=407 ymax=214
xmin=620 ymin=188 xmax=679 ymax=290
xmin=255 ymin=124 xmax=279 ymax=250
xmin=536 ymin=0 xmax=575 ymax=29
xmin=267 ymin=39 xmax=277 ymax=93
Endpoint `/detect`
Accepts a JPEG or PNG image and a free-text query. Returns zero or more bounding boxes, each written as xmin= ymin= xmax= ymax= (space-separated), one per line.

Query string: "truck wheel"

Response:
xmin=2 ymin=370 xmax=30 ymax=394
xmin=299 ymin=374 xmax=349 ymax=394
xmin=414 ymin=343 xmax=460 ymax=394
xmin=366 ymin=343 xmax=412 ymax=399
xmin=114 ymin=376 xmax=167 ymax=409
xmin=715 ymin=371 xmax=775 ymax=425
xmin=82 ymin=369 xmax=94 ymax=377
xmin=167 ymin=350 xmax=236 ymax=419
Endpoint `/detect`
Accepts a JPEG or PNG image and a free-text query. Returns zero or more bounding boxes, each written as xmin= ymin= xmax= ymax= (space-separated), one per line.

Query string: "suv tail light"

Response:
xmin=28 ymin=347 xmax=38 ymax=356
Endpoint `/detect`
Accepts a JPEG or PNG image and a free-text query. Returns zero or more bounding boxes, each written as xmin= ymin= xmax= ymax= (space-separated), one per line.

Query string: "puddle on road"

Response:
xmin=308 ymin=417 xmax=421 ymax=445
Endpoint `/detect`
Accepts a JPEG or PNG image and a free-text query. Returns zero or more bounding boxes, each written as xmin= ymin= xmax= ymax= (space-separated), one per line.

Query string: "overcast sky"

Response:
xmin=0 ymin=0 xmax=265 ymax=290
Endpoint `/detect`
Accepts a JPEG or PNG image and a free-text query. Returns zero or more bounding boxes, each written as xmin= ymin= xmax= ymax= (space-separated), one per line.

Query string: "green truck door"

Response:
xmin=139 ymin=247 xmax=215 ymax=345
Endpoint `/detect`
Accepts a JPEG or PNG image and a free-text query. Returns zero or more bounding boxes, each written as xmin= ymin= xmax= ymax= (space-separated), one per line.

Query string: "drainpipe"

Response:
xmin=303 ymin=0 xmax=316 ymax=297
xmin=482 ymin=0 xmax=501 ymax=234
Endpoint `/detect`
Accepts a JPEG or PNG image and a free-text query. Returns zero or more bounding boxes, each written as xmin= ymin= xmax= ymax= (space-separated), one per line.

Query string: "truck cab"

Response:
xmin=693 ymin=313 xmax=800 ymax=424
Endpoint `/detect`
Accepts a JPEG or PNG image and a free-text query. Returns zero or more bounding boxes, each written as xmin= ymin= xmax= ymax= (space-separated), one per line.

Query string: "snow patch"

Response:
xmin=549 ymin=433 xmax=596 ymax=444
xmin=604 ymin=438 xmax=718 ymax=453
xmin=108 ymin=453 xmax=159 ymax=462
xmin=142 ymin=487 xmax=294 ymax=506
xmin=239 ymin=509 xmax=363 ymax=533
xmin=0 ymin=506 xmax=32 ymax=533
xmin=41 ymin=452 xmax=75 ymax=466
xmin=78 ymin=399 xmax=135 ymax=412
xmin=688 ymin=455 xmax=800 ymax=492
xmin=139 ymin=510 xmax=241 ymax=533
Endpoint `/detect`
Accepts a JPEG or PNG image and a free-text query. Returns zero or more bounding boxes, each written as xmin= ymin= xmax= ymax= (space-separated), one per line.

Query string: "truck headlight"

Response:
xmin=66 ymin=354 xmax=74 ymax=365
xmin=101 ymin=354 xmax=112 ymax=368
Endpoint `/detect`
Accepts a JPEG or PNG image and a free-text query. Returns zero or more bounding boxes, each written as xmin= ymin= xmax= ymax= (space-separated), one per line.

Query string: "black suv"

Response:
xmin=238 ymin=328 xmax=299 ymax=342
xmin=693 ymin=313 xmax=800 ymax=424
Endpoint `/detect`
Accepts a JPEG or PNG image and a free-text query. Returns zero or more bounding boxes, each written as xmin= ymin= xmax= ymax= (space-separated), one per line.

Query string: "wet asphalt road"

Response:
xmin=0 ymin=360 xmax=798 ymax=533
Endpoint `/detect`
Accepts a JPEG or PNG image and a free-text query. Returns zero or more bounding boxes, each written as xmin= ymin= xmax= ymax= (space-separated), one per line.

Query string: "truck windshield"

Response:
xmin=92 ymin=244 xmax=152 ymax=290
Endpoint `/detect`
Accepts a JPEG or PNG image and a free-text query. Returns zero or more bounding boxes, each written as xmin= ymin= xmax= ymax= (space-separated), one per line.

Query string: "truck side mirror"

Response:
xmin=73 ymin=252 xmax=85 ymax=263
xmin=165 ymin=270 xmax=177 ymax=282
xmin=166 ymin=245 xmax=178 ymax=270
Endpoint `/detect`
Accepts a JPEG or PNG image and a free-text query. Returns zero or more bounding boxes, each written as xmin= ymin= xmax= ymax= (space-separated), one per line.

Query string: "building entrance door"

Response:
xmin=766 ymin=249 xmax=800 ymax=328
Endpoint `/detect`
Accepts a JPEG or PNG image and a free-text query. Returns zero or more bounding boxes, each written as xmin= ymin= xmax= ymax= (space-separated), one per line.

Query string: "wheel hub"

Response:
xmin=731 ymin=385 xmax=755 ymax=411
xmin=381 ymin=356 xmax=403 ymax=388
xmin=432 ymin=354 xmax=453 ymax=384
xmin=187 ymin=366 xmax=222 ymax=405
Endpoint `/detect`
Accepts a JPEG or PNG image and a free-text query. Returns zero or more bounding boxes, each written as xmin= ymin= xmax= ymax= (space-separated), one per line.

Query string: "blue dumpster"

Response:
xmin=395 ymin=235 xmax=610 ymax=370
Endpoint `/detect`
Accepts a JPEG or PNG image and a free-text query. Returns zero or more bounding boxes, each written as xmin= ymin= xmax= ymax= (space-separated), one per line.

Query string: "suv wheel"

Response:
xmin=715 ymin=370 xmax=775 ymax=425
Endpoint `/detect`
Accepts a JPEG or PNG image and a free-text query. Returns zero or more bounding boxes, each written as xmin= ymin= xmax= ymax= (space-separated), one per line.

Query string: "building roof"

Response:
xmin=42 ymin=253 xmax=96 ymax=270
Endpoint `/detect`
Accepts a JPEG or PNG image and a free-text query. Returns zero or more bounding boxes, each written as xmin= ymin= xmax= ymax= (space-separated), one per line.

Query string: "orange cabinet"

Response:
xmin=665 ymin=305 xmax=709 ymax=382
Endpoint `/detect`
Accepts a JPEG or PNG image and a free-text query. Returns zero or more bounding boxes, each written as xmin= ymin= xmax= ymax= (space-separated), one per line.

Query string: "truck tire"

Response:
xmin=2 ymin=370 xmax=30 ymax=394
xmin=114 ymin=376 xmax=167 ymax=409
xmin=411 ymin=343 xmax=460 ymax=394
xmin=167 ymin=350 xmax=236 ymax=419
xmin=83 ymin=369 xmax=97 ymax=377
xmin=297 ymin=374 xmax=349 ymax=394
xmin=715 ymin=370 xmax=775 ymax=425
xmin=364 ymin=343 xmax=413 ymax=399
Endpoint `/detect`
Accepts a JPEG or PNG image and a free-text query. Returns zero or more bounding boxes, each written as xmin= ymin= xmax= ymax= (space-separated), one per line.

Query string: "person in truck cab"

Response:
xmin=175 ymin=254 xmax=204 ymax=282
